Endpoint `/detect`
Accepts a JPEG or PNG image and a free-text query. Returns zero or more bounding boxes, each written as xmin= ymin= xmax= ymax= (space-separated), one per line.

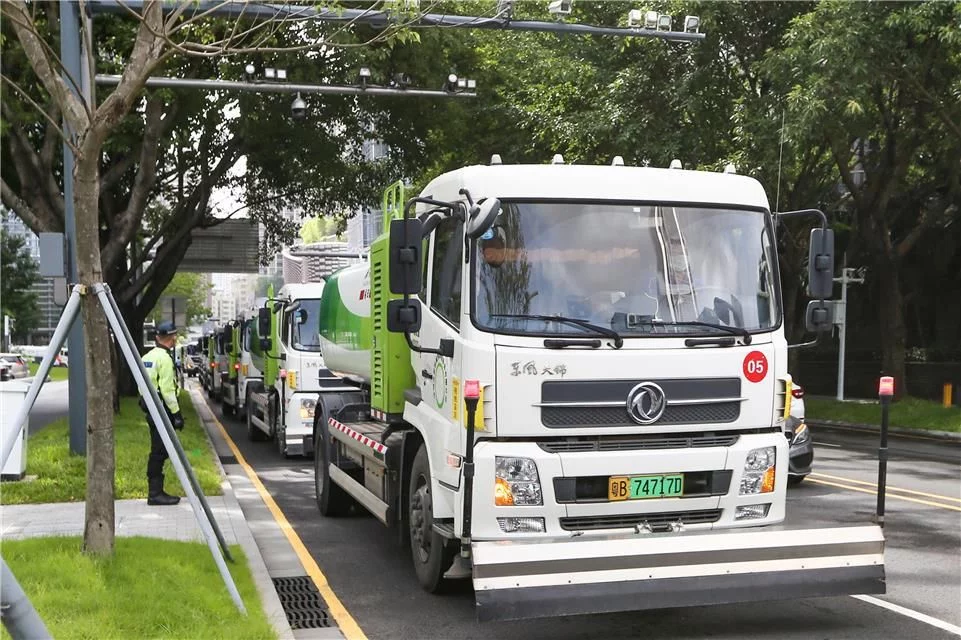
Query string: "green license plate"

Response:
xmin=608 ymin=474 xmax=684 ymax=501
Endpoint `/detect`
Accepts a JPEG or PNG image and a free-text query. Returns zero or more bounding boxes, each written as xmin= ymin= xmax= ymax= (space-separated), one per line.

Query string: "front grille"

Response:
xmin=542 ymin=402 xmax=739 ymax=428
xmin=538 ymin=434 xmax=739 ymax=453
xmin=540 ymin=377 xmax=742 ymax=428
xmin=559 ymin=509 xmax=722 ymax=532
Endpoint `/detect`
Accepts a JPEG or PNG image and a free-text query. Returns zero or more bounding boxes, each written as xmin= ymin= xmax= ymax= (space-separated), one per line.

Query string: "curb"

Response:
xmin=188 ymin=387 xmax=297 ymax=640
xmin=808 ymin=419 xmax=961 ymax=442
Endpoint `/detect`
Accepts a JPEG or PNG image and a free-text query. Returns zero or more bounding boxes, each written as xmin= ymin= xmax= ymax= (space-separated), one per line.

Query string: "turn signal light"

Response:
xmin=761 ymin=466 xmax=776 ymax=493
xmin=494 ymin=477 xmax=514 ymax=506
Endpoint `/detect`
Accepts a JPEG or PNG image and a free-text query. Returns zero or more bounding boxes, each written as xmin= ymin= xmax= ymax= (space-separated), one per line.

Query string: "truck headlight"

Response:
xmin=299 ymin=398 xmax=316 ymax=420
xmin=494 ymin=457 xmax=542 ymax=506
xmin=740 ymin=446 xmax=776 ymax=495
xmin=791 ymin=423 xmax=810 ymax=445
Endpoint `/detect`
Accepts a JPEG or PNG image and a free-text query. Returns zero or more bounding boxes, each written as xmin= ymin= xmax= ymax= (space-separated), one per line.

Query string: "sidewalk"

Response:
xmin=1 ymin=384 xmax=348 ymax=640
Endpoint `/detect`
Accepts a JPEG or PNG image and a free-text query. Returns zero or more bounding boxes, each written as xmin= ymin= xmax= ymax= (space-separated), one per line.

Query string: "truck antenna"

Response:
xmin=775 ymin=108 xmax=786 ymax=213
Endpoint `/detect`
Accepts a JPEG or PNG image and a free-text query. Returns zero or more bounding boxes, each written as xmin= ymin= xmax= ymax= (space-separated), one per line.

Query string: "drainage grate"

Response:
xmin=272 ymin=576 xmax=331 ymax=629
xmin=218 ymin=455 xmax=238 ymax=465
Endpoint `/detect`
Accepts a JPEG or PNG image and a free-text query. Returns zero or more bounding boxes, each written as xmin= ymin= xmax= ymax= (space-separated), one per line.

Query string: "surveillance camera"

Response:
xmin=548 ymin=0 xmax=572 ymax=16
xmin=290 ymin=93 xmax=307 ymax=120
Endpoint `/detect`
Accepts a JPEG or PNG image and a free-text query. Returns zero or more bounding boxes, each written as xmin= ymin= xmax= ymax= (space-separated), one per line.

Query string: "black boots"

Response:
xmin=147 ymin=476 xmax=180 ymax=506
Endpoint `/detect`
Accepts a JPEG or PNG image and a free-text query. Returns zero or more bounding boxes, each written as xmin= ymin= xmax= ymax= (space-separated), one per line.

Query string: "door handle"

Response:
xmin=421 ymin=369 xmax=433 ymax=380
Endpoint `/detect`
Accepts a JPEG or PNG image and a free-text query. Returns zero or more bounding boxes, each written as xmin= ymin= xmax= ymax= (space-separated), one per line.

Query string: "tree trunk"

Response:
xmin=74 ymin=149 xmax=115 ymax=555
xmin=876 ymin=255 xmax=908 ymax=399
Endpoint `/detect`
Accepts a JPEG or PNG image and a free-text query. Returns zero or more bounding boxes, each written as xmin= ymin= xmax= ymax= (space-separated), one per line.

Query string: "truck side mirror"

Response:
xmin=805 ymin=300 xmax=833 ymax=333
xmin=807 ymin=228 xmax=835 ymax=299
xmin=258 ymin=307 xmax=271 ymax=337
xmin=465 ymin=198 xmax=501 ymax=239
xmin=389 ymin=219 xmax=423 ymax=295
xmin=386 ymin=299 xmax=422 ymax=333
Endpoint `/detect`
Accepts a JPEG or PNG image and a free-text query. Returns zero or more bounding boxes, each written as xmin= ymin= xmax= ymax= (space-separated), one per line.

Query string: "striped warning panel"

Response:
xmin=328 ymin=418 xmax=389 ymax=455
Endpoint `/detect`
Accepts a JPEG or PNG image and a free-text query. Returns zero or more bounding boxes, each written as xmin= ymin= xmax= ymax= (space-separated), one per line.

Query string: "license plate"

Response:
xmin=608 ymin=474 xmax=684 ymax=501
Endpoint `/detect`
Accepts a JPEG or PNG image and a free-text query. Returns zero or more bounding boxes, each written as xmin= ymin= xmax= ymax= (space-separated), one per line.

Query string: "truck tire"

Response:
xmin=314 ymin=418 xmax=352 ymax=516
xmin=788 ymin=474 xmax=806 ymax=487
xmin=246 ymin=393 xmax=268 ymax=441
xmin=408 ymin=445 xmax=456 ymax=593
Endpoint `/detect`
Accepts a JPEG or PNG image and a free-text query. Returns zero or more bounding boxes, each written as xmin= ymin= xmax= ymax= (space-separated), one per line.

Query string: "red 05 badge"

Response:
xmin=743 ymin=351 xmax=768 ymax=383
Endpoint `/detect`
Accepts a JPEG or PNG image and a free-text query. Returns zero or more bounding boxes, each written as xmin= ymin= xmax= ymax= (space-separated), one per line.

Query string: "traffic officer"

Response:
xmin=141 ymin=320 xmax=185 ymax=506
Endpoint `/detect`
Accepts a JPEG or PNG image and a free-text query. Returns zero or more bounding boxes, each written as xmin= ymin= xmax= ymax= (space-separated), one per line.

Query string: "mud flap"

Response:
xmin=472 ymin=525 xmax=884 ymax=622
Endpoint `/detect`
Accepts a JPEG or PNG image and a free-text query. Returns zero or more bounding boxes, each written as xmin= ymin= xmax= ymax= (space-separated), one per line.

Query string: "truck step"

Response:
xmin=329 ymin=465 xmax=389 ymax=525
xmin=432 ymin=519 xmax=456 ymax=539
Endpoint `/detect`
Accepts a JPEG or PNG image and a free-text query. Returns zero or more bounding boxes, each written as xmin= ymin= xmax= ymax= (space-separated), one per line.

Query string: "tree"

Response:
xmin=147 ymin=273 xmax=211 ymax=326
xmin=765 ymin=0 xmax=961 ymax=396
xmin=1 ymin=2 xmax=463 ymax=398
xmin=0 ymin=0 xmax=437 ymax=555
xmin=0 ymin=229 xmax=41 ymax=342
xmin=299 ymin=216 xmax=342 ymax=244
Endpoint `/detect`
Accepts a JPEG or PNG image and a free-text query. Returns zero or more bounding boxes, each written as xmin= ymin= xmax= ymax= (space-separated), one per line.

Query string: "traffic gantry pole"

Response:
xmin=875 ymin=376 xmax=894 ymax=528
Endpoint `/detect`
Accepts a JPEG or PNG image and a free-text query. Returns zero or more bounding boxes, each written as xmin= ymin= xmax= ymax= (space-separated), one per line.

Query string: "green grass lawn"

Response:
xmin=806 ymin=396 xmax=961 ymax=433
xmin=28 ymin=362 xmax=69 ymax=381
xmin=1 ymin=394 xmax=222 ymax=504
xmin=0 ymin=536 xmax=276 ymax=640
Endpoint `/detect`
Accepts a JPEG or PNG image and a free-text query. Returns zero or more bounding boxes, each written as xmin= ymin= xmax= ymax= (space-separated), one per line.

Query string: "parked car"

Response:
xmin=0 ymin=353 xmax=30 ymax=379
xmin=786 ymin=382 xmax=813 ymax=485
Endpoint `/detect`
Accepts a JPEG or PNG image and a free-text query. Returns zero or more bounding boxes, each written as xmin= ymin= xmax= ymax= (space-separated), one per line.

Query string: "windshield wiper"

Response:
xmin=646 ymin=319 xmax=752 ymax=345
xmin=489 ymin=314 xmax=624 ymax=349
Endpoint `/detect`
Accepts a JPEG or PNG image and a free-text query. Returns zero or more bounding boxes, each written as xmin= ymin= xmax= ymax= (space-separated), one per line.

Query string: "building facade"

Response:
xmin=1 ymin=211 xmax=61 ymax=344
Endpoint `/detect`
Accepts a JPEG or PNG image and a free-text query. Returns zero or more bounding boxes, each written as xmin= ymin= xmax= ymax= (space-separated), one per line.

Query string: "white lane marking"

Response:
xmin=852 ymin=595 xmax=961 ymax=636
xmin=814 ymin=441 xmax=842 ymax=448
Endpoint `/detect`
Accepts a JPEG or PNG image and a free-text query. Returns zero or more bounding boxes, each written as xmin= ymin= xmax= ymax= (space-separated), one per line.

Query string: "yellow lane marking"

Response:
xmin=203 ymin=396 xmax=368 ymax=640
xmin=811 ymin=472 xmax=961 ymax=503
xmin=807 ymin=478 xmax=961 ymax=512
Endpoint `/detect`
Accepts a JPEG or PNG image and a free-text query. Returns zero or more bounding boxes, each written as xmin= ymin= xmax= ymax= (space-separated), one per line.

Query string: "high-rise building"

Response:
xmin=1 ymin=211 xmax=60 ymax=343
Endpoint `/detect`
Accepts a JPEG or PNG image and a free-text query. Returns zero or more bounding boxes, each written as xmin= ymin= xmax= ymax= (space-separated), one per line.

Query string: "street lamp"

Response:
xmin=548 ymin=0 xmax=573 ymax=17
xmin=290 ymin=92 xmax=307 ymax=120
xmin=359 ymin=67 xmax=371 ymax=89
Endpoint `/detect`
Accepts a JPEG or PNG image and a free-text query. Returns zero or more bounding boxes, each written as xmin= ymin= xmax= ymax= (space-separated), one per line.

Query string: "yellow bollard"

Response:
xmin=945 ymin=383 xmax=954 ymax=408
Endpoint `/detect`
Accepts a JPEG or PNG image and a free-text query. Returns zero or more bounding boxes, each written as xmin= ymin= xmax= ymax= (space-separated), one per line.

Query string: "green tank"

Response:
xmin=318 ymin=229 xmax=414 ymax=417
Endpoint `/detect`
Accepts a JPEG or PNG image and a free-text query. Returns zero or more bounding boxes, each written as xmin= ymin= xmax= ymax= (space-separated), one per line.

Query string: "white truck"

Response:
xmin=311 ymin=169 xmax=885 ymax=621
xmin=244 ymin=245 xmax=362 ymax=457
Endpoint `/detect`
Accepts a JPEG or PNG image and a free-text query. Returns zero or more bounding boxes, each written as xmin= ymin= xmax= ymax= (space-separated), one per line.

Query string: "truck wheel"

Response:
xmin=314 ymin=420 xmax=352 ymax=516
xmin=408 ymin=445 xmax=456 ymax=593
xmin=788 ymin=474 xmax=806 ymax=487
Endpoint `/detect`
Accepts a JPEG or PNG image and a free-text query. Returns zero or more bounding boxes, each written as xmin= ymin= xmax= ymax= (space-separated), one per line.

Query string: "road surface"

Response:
xmin=202 ymin=390 xmax=960 ymax=639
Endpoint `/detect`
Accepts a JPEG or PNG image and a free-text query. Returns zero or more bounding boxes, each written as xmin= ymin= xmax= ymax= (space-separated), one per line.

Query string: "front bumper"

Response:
xmin=470 ymin=432 xmax=789 ymax=541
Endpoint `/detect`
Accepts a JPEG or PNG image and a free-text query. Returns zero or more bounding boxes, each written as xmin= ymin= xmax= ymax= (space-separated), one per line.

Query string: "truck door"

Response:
xmin=416 ymin=216 xmax=465 ymax=488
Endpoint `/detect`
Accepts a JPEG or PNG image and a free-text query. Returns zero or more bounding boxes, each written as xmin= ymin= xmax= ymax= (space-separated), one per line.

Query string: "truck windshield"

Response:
xmin=291 ymin=299 xmax=322 ymax=352
xmin=473 ymin=202 xmax=779 ymax=337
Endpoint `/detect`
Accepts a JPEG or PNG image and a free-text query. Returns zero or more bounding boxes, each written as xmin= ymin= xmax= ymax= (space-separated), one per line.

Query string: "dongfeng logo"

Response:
xmin=626 ymin=382 xmax=667 ymax=425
